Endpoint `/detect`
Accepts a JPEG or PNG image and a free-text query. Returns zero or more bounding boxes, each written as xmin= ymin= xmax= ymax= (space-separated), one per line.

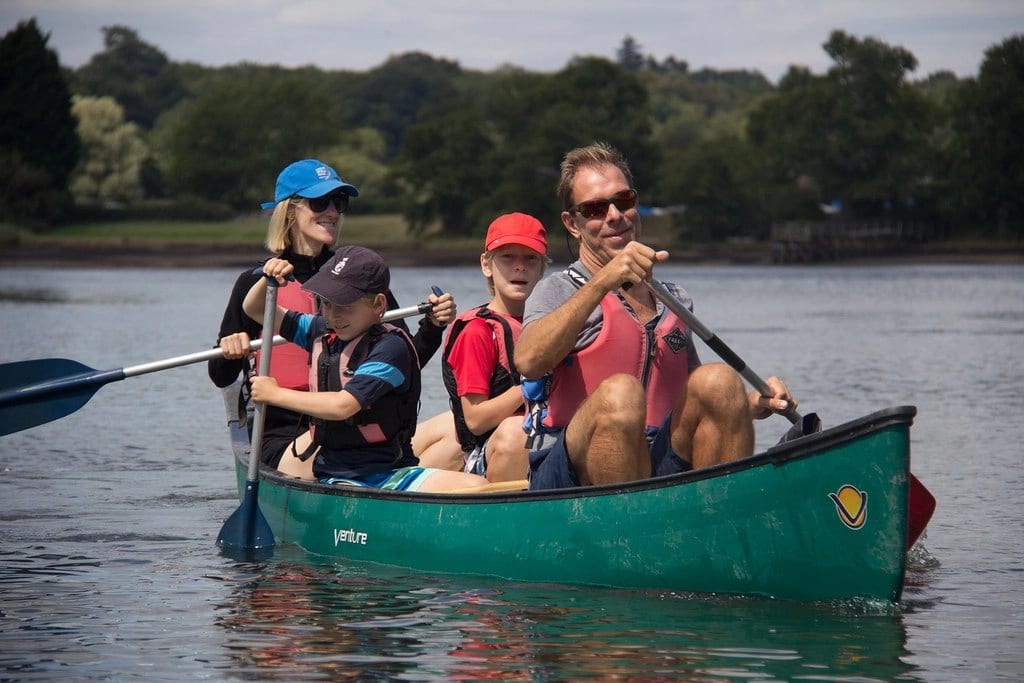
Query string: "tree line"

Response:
xmin=2 ymin=18 xmax=1021 ymax=241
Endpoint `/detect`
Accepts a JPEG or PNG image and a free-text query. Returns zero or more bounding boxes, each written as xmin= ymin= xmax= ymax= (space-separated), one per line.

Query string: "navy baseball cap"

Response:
xmin=302 ymin=246 xmax=390 ymax=306
xmin=260 ymin=159 xmax=359 ymax=210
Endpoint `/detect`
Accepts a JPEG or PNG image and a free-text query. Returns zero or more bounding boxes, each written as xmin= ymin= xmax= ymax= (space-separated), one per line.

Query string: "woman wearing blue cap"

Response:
xmin=209 ymin=159 xmax=456 ymax=475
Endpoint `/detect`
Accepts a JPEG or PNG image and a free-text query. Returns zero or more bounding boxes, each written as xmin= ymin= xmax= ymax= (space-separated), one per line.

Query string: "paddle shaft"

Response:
xmin=383 ymin=301 xmax=433 ymax=322
xmin=246 ymin=282 xmax=278 ymax=480
xmin=1 ymin=302 xmax=429 ymax=407
xmin=647 ymin=279 xmax=800 ymax=424
xmin=0 ymin=337 xmax=284 ymax=409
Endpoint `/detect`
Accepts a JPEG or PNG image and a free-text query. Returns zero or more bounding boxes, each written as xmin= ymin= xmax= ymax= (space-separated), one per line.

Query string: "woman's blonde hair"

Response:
xmin=264 ymin=199 xmax=300 ymax=254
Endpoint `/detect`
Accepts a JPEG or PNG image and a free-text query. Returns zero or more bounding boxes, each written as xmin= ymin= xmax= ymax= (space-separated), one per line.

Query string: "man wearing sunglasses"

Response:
xmin=515 ymin=142 xmax=795 ymax=490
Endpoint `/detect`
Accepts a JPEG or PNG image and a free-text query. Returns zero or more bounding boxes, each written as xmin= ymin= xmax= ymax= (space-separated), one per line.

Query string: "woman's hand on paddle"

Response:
xmin=249 ymin=375 xmax=280 ymax=405
xmin=219 ymin=332 xmax=252 ymax=360
xmin=426 ymin=290 xmax=456 ymax=327
xmin=260 ymin=258 xmax=294 ymax=284
xmin=749 ymin=376 xmax=797 ymax=420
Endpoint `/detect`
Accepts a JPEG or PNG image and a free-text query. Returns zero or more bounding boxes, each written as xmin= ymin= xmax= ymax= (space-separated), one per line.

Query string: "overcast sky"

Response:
xmin=3 ymin=1 xmax=1022 ymax=82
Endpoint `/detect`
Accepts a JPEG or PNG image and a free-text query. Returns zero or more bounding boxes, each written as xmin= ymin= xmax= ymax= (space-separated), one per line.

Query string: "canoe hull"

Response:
xmin=231 ymin=406 xmax=915 ymax=602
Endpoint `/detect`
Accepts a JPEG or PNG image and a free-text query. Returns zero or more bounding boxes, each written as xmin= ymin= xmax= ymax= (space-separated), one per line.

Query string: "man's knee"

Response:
xmin=688 ymin=363 xmax=747 ymax=414
xmin=591 ymin=374 xmax=646 ymax=429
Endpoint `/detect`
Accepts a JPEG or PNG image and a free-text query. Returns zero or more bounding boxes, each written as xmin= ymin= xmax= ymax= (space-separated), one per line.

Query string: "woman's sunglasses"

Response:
xmin=305 ymin=192 xmax=349 ymax=213
xmin=567 ymin=189 xmax=638 ymax=220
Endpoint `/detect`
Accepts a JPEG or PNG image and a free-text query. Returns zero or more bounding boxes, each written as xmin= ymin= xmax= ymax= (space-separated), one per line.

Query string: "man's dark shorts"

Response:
xmin=527 ymin=413 xmax=692 ymax=490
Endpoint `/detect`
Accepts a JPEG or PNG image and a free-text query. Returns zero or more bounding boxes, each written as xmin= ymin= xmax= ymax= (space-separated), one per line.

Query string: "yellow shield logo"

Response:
xmin=829 ymin=485 xmax=867 ymax=529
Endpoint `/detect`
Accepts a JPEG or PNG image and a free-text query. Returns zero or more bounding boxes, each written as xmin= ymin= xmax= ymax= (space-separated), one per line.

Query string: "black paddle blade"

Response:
xmin=776 ymin=411 xmax=822 ymax=444
xmin=217 ymin=480 xmax=276 ymax=555
xmin=0 ymin=359 xmax=111 ymax=436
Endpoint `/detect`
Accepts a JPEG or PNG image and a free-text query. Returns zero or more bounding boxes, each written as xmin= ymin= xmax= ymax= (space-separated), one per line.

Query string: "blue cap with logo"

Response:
xmin=260 ymin=159 xmax=360 ymax=210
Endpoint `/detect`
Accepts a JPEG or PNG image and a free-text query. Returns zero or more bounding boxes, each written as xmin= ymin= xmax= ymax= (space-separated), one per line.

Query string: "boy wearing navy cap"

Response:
xmin=243 ymin=246 xmax=489 ymax=492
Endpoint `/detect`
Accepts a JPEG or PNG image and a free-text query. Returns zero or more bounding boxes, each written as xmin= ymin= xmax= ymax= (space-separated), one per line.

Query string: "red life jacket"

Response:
xmin=441 ymin=305 xmax=521 ymax=451
xmin=543 ymin=270 xmax=692 ymax=431
xmin=307 ymin=323 xmax=420 ymax=450
xmin=255 ymin=279 xmax=315 ymax=391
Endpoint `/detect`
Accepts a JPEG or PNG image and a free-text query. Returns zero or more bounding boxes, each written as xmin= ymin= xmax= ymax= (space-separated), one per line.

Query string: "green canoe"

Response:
xmin=229 ymin=406 xmax=916 ymax=602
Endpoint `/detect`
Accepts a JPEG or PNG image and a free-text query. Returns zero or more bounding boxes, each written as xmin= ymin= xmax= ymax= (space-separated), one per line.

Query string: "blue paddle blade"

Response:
xmin=216 ymin=480 xmax=276 ymax=554
xmin=0 ymin=358 xmax=122 ymax=436
xmin=0 ymin=358 xmax=95 ymax=390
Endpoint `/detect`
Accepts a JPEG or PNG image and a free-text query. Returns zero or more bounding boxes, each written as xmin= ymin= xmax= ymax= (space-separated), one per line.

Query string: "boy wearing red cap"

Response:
xmin=440 ymin=213 xmax=549 ymax=482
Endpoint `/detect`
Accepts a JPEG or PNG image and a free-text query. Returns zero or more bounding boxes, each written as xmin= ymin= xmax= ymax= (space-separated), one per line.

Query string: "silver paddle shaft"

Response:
xmin=121 ymin=302 xmax=431 ymax=379
xmin=648 ymin=278 xmax=800 ymax=423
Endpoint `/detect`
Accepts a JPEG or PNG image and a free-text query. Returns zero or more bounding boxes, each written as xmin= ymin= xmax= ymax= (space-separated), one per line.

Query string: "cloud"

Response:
xmin=2 ymin=0 xmax=1021 ymax=80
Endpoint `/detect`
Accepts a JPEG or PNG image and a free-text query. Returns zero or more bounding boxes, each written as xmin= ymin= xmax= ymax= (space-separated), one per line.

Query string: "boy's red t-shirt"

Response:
xmin=446 ymin=313 xmax=522 ymax=398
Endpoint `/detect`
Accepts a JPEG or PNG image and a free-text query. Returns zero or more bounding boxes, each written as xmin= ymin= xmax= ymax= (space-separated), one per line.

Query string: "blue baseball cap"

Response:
xmin=260 ymin=159 xmax=359 ymax=210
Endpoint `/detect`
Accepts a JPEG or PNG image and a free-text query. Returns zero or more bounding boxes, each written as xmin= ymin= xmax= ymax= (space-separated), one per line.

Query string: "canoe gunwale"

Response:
xmin=231 ymin=405 xmax=917 ymax=504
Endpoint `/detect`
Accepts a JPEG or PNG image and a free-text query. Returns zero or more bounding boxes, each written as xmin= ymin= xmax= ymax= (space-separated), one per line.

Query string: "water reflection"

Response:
xmin=214 ymin=547 xmax=916 ymax=681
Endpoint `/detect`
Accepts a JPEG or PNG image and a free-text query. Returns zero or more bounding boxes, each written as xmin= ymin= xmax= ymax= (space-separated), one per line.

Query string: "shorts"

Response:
xmin=462 ymin=443 xmax=487 ymax=476
xmin=527 ymin=413 xmax=691 ymax=490
xmin=259 ymin=434 xmax=293 ymax=468
xmin=251 ymin=411 xmax=309 ymax=469
xmin=319 ymin=466 xmax=439 ymax=491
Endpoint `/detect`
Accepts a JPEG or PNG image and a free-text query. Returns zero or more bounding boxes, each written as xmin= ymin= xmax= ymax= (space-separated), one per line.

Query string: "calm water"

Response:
xmin=0 ymin=262 xmax=1021 ymax=681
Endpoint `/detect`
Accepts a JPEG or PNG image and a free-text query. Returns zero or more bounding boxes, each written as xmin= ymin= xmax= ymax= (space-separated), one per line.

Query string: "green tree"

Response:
xmin=947 ymin=35 xmax=1024 ymax=236
xmin=73 ymin=25 xmax=188 ymax=129
xmin=0 ymin=18 xmax=80 ymax=226
xmin=153 ymin=74 xmax=338 ymax=210
xmin=655 ymin=135 xmax=767 ymax=241
xmin=496 ymin=57 xmax=656 ymax=219
xmin=393 ymin=105 xmax=495 ymax=236
xmin=391 ymin=57 xmax=656 ymax=238
xmin=342 ymin=52 xmax=462 ymax=157
xmin=643 ymin=66 xmax=773 ymax=222
xmin=616 ymin=35 xmax=645 ymax=72
xmin=317 ymin=127 xmax=395 ymax=213
xmin=69 ymin=95 xmax=148 ymax=204
xmin=748 ymin=31 xmax=933 ymax=219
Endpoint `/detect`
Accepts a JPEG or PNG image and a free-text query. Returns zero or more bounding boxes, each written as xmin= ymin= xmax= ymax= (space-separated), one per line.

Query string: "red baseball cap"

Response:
xmin=484 ymin=213 xmax=547 ymax=255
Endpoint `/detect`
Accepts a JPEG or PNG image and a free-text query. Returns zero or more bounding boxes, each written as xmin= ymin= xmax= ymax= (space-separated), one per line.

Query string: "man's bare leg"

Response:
xmin=671 ymin=363 xmax=754 ymax=470
xmin=565 ymin=374 xmax=650 ymax=485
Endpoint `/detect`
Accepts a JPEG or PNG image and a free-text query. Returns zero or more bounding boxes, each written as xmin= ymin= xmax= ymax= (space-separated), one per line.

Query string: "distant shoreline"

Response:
xmin=0 ymin=240 xmax=1021 ymax=269
xmin=0 ymin=242 xmax=484 ymax=269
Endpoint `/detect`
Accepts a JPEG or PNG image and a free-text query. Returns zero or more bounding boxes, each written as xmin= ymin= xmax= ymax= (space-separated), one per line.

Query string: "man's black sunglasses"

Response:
xmin=306 ymin=192 xmax=349 ymax=213
xmin=567 ymin=189 xmax=638 ymax=219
